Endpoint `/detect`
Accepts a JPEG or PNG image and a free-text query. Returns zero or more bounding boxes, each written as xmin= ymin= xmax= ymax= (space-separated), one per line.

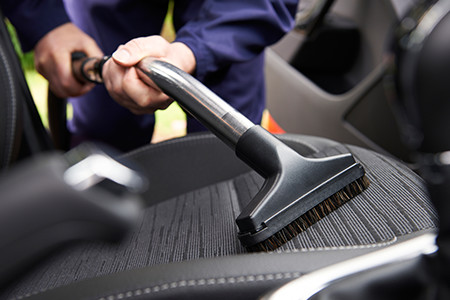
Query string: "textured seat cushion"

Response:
xmin=1 ymin=133 xmax=437 ymax=300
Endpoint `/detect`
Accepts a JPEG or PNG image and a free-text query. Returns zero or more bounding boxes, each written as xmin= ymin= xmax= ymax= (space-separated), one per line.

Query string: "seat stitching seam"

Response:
xmin=95 ymin=272 xmax=302 ymax=300
xmin=12 ymin=272 xmax=302 ymax=300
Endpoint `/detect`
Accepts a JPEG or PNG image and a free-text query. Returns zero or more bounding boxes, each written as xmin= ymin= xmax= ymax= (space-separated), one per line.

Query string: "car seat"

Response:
xmin=0 ymin=5 xmax=439 ymax=300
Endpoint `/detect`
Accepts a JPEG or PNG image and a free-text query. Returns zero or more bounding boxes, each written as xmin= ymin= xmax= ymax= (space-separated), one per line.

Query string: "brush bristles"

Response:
xmin=247 ymin=175 xmax=370 ymax=252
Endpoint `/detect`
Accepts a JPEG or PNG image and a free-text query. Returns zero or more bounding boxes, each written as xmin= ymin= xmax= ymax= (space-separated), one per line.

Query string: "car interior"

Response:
xmin=0 ymin=0 xmax=448 ymax=299
xmin=266 ymin=0 xmax=414 ymax=161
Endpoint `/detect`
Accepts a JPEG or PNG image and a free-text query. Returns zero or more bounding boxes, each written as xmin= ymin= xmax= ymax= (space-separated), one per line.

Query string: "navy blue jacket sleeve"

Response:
xmin=1 ymin=0 xmax=70 ymax=52
xmin=175 ymin=0 xmax=298 ymax=81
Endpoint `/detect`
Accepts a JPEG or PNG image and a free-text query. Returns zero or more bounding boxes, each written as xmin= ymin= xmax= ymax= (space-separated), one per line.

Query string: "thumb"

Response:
xmin=112 ymin=36 xmax=168 ymax=67
xmin=112 ymin=45 xmax=135 ymax=66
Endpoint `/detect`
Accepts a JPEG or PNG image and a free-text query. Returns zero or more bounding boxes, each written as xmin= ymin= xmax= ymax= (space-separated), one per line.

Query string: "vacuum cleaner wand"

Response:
xmin=136 ymin=58 xmax=369 ymax=251
xmin=137 ymin=58 xmax=254 ymax=149
xmin=71 ymin=55 xmax=370 ymax=251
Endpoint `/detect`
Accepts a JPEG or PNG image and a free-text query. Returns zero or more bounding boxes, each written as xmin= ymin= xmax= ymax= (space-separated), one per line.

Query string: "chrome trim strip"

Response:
xmin=262 ymin=233 xmax=437 ymax=300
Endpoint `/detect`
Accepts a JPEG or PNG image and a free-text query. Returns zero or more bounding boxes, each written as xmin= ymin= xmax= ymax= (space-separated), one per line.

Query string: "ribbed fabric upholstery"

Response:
xmin=0 ymin=19 xmax=20 ymax=169
xmin=1 ymin=134 xmax=437 ymax=300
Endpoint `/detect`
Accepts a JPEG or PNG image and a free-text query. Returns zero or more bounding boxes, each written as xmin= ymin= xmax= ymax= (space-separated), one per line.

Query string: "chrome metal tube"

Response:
xmin=137 ymin=58 xmax=254 ymax=149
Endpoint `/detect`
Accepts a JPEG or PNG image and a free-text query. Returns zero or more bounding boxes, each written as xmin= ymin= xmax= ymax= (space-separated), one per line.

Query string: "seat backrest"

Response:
xmin=0 ymin=11 xmax=53 ymax=170
xmin=0 ymin=13 xmax=23 ymax=169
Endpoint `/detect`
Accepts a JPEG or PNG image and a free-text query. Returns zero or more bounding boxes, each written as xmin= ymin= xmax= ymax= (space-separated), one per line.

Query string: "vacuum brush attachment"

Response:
xmin=136 ymin=59 xmax=369 ymax=251
xmin=235 ymin=126 xmax=369 ymax=251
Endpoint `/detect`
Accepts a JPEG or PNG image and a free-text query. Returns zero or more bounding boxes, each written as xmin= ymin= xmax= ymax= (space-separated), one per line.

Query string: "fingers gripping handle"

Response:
xmin=136 ymin=58 xmax=254 ymax=149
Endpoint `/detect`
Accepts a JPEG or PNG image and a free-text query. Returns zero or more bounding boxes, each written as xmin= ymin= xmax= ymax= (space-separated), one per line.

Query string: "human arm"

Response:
xmin=174 ymin=0 xmax=298 ymax=81
xmin=103 ymin=0 xmax=297 ymax=115
xmin=1 ymin=0 xmax=103 ymax=98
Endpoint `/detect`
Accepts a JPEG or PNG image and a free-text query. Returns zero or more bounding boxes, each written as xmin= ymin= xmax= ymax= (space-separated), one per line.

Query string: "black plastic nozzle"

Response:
xmin=235 ymin=126 xmax=366 ymax=248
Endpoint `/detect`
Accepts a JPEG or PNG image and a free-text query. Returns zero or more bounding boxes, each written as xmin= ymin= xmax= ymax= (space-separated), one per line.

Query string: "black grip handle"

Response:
xmin=71 ymin=51 xmax=110 ymax=84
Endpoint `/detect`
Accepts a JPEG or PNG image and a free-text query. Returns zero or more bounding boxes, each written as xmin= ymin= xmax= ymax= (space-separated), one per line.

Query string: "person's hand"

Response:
xmin=102 ymin=35 xmax=196 ymax=115
xmin=34 ymin=22 xmax=103 ymax=98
